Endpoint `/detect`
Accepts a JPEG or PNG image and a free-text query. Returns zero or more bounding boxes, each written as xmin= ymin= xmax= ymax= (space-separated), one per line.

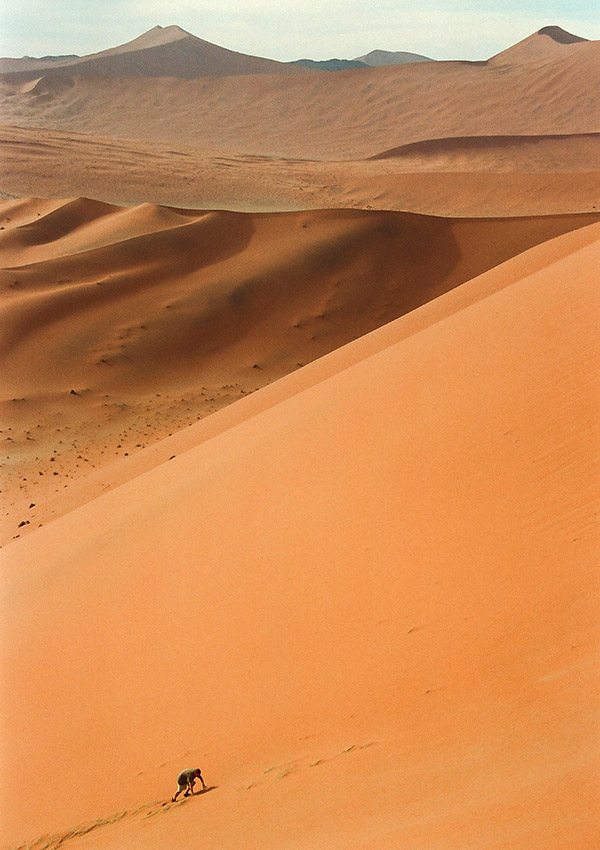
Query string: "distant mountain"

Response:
xmin=0 ymin=54 xmax=80 ymax=73
xmin=293 ymin=58 xmax=368 ymax=71
xmin=0 ymin=24 xmax=311 ymax=79
xmin=1 ymin=24 xmax=594 ymax=80
xmin=488 ymin=25 xmax=588 ymax=63
xmin=354 ymin=49 xmax=434 ymax=66
xmin=25 ymin=54 xmax=80 ymax=61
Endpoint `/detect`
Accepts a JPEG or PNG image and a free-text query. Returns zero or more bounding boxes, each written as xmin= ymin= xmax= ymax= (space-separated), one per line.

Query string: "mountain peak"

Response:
xmin=145 ymin=25 xmax=195 ymax=38
xmin=120 ymin=24 xmax=196 ymax=51
xmin=355 ymin=49 xmax=434 ymax=66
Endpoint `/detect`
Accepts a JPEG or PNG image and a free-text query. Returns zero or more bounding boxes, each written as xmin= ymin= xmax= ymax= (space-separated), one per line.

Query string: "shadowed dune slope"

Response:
xmin=1 ymin=38 xmax=598 ymax=159
xmin=3 ymin=198 xmax=599 ymax=394
xmin=1 ymin=225 xmax=598 ymax=850
xmin=2 ymin=198 xmax=600 ymax=545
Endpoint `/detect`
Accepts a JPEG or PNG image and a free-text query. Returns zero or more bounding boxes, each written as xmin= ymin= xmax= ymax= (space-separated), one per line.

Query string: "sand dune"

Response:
xmin=4 ymin=215 xmax=598 ymax=553
xmin=3 ymin=197 xmax=599 ymax=546
xmin=370 ymin=132 xmax=600 ymax=167
xmin=1 ymin=125 xmax=598 ymax=217
xmin=0 ymin=25 xmax=310 ymax=79
xmin=343 ymin=171 xmax=600 ymax=217
xmin=1 ymin=222 xmax=598 ymax=850
xmin=489 ymin=24 xmax=589 ymax=64
xmin=1 ymin=36 xmax=598 ymax=160
xmin=1 ymin=21 xmax=599 ymax=850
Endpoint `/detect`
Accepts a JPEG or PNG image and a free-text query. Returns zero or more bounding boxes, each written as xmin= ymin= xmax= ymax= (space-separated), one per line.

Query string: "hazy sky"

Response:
xmin=1 ymin=0 xmax=598 ymax=61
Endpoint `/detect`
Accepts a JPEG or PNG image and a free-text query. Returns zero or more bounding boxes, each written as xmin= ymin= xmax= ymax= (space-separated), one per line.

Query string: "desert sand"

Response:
xmin=2 ymin=197 xmax=599 ymax=546
xmin=1 ymin=26 xmax=598 ymax=216
xmin=1 ymin=28 xmax=599 ymax=160
xmin=1 ymin=222 xmax=599 ymax=850
xmin=1 ymin=20 xmax=599 ymax=850
xmin=0 ymin=125 xmax=598 ymax=215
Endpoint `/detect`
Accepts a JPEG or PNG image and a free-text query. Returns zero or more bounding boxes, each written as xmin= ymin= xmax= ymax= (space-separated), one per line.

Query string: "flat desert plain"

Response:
xmin=1 ymin=22 xmax=599 ymax=850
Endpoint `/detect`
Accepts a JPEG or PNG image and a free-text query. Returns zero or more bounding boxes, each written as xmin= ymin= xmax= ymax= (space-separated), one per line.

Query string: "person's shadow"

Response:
xmin=166 ymin=786 xmax=217 ymax=806
xmin=184 ymin=786 xmax=217 ymax=799
xmin=195 ymin=786 xmax=217 ymax=795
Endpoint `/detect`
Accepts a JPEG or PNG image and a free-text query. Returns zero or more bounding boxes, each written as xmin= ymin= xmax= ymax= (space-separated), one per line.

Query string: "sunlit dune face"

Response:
xmin=1 ymin=21 xmax=599 ymax=850
xmin=1 ymin=223 xmax=599 ymax=850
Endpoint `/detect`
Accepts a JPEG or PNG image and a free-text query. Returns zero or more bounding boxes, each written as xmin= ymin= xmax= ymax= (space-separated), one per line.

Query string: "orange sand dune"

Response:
xmin=11 ymin=217 xmax=600 ymax=560
xmin=1 ymin=222 xmax=598 ymax=850
xmin=3 ymin=197 xmax=599 ymax=546
xmin=2 ymin=21 xmax=598 ymax=850
xmin=1 ymin=125 xmax=599 ymax=216
xmin=1 ymin=38 xmax=598 ymax=159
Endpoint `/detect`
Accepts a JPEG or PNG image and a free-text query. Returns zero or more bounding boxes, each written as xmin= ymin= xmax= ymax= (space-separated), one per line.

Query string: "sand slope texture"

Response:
xmin=1 ymin=125 xmax=598 ymax=215
xmin=1 ymin=20 xmax=599 ymax=850
xmin=2 ymin=198 xmax=599 ymax=546
xmin=1 ymin=29 xmax=598 ymax=159
xmin=1 ymin=222 xmax=599 ymax=850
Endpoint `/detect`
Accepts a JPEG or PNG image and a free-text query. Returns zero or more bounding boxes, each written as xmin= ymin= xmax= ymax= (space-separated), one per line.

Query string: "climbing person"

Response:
xmin=171 ymin=767 xmax=207 ymax=801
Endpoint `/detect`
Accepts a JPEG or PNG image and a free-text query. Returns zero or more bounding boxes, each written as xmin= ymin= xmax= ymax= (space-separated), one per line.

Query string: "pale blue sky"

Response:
xmin=1 ymin=0 xmax=598 ymax=61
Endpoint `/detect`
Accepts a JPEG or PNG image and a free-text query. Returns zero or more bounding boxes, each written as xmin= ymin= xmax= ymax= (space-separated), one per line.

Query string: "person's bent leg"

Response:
xmin=172 ymin=783 xmax=186 ymax=801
